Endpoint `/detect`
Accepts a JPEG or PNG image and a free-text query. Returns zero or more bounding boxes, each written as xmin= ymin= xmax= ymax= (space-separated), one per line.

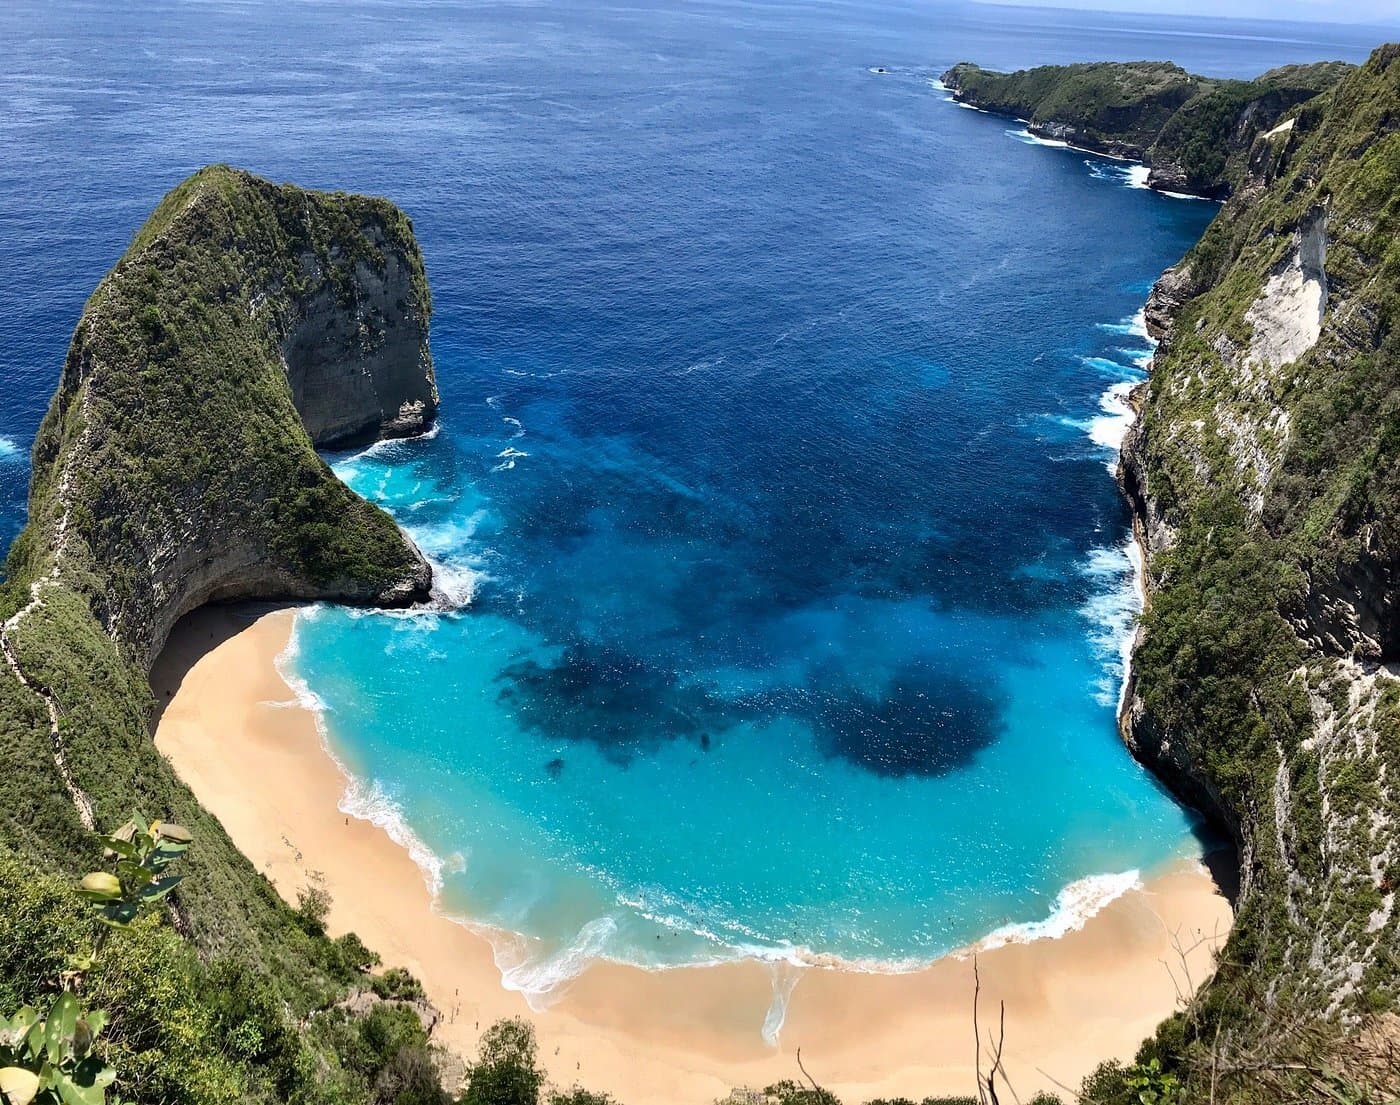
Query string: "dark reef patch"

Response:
xmin=798 ymin=664 xmax=1006 ymax=777
xmin=497 ymin=643 xmax=739 ymax=762
xmin=497 ymin=634 xmax=1004 ymax=778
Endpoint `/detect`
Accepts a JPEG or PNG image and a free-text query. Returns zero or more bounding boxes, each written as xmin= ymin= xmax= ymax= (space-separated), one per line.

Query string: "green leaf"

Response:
xmin=97 ymin=901 xmax=139 ymax=929
xmin=56 ymin=1073 xmax=105 ymax=1105
xmin=72 ymin=1056 xmax=114 ymax=1090
xmin=137 ymin=875 xmax=183 ymax=902
xmin=114 ymin=861 xmax=153 ymax=887
xmin=154 ymin=822 xmax=191 ymax=845
xmin=46 ymin=995 xmax=79 ymax=1064
xmin=96 ymin=836 xmax=138 ymax=861
xmin=0 ymin=1010 xmax=36 ymax=1050
xmin=77 ymin=873 xmax=122 ymax=902
xmin=20 ymin=1020 xmax=45 ymax=1061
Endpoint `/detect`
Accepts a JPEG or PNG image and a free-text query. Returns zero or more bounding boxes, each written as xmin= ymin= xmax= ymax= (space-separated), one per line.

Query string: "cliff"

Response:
xmin=942 ymin=59 xmax=1352 ymax=199
xmin=6 ymin=165 xmax=435 ymax=666
xmin=1114 ymin=43 xmax=1400 ymax=1098
xmin=0 ymin=167 xmax=440 ymax=1102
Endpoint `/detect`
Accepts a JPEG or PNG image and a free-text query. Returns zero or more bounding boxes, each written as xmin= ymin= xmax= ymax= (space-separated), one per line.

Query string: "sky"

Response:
xmin=984 ymin=0 xmax=1400 ymax=25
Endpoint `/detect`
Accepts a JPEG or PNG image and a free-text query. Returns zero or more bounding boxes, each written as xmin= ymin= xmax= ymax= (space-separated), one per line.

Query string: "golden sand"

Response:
xmin=152 ymin=604 xmax=1232 ymax=1105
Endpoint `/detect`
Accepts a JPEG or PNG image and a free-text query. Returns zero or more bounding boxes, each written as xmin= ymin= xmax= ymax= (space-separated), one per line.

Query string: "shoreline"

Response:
xmin=933 ymin=79 xmax=1218 ymax=202
xmin=152 ymin=604 xmax=1232 ymax=1105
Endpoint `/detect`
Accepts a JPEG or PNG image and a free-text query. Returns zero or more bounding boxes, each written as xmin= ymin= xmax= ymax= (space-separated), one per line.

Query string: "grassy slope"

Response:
xmin=1117 ymin=43 xmax=1400 ymax=1101
xmin=0 ymin=166 xmax=440 ymax=1104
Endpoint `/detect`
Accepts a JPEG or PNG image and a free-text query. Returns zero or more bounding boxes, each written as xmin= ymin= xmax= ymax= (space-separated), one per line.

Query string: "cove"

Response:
xmin=282 ymin=35 xmax=1219 ymax=1005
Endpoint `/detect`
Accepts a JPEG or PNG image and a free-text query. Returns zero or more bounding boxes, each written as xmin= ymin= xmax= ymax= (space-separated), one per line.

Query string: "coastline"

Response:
xmin=932 ymin=79 xmax=1216 ymax=202
xmin=152 ymin=604 xmax=1232 ymax=1105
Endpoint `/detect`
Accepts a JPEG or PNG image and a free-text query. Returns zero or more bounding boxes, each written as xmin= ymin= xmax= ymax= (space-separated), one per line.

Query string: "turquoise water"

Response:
xmin=3 ymin=0 xmax=1385 ymax=1032
xmin=276 ymin=11 xmax=1231 ymax=1010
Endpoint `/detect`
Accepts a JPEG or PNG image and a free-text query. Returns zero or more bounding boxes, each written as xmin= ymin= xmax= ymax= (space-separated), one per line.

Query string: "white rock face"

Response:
xmin=1246 ymin=207 xmax=1328 ymax=370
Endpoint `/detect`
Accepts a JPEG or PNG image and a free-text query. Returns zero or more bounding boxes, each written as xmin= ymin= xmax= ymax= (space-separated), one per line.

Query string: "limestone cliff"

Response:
xmin=942 ymin=59 xmax=1352 ymax=199
xmin=1115 ymin=44 xmax=1400 ymax=1097
xmin=0 ymin=162 xmax=436 ymax=901
xmin=0 ymin=166 xmax=443 ymax=1104
xmin=8 ymin=165 xmax=435 ymax=668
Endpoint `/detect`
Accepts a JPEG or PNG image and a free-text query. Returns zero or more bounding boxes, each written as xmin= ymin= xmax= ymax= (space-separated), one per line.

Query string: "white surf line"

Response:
xmin=0 ymin=384 xmax=97 ymax=830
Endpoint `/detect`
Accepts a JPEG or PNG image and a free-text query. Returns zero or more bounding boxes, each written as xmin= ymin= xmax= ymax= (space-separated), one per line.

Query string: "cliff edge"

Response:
xmin=1114 ymin=43 xmax=1400 ymax=1097
xmin=6 ymin=165 xmax=435 ymax=668
xmin=0 ymin=169 xmax=439 ymax=1095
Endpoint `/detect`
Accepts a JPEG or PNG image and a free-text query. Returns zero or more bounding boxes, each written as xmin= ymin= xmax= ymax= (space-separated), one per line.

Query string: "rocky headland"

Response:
xmin=5 ymin=37 xmax=1400 ymax=1101
xmin=942 ymin=58 xmax=1353 ymax=199
xmin=0 ymin=166 xmax=443 ymax=1101
xmin=1113 ymin=43 xmax=1400 ymax=1098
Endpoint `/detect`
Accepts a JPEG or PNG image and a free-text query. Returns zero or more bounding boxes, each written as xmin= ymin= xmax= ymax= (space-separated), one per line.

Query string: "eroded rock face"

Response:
xmin=283 ymin=232 xmax=439 ymax=448
xmin=1144 ymin=262 xmax=1199 ymax=341
xmin=1245 ymin=206 xmax=1328 ymax=371
xmin=1115 ymin=45 xmax=1400 ymax=1064
xmin=19 ymin=165 xmax=436 ymax=667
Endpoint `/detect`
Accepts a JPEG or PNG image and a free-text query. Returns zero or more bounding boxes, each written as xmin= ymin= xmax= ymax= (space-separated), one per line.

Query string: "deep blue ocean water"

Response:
xmin=1 ymin=0 xmax=1389 ymax=1011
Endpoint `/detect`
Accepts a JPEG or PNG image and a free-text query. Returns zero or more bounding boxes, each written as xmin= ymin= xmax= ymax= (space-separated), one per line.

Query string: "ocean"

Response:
xmin=0 ymin=0 xmax=1387 ymax=1017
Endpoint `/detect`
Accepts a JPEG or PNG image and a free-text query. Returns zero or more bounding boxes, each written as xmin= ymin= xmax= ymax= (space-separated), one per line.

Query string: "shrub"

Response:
xmin=460 ymin=1019 xmax=544 ymax=1105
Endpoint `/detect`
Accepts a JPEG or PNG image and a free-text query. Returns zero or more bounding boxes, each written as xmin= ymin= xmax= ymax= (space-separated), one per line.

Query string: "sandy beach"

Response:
xmin=152 ymin=604 xmax=1233 ymax=1105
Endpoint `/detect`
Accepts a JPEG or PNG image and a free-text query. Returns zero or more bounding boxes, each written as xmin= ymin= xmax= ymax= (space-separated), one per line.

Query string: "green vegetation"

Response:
xmin=0 ymin=995 xmax=115 ymax=1105
xmin=944 ymin=60 xmax=1201 ymax=152
xmin=1116 ymin=42 xmax=1400 ymax=1102
xmin=942 ymin=59 xmax=1352 ymax=197
xmin=3 ymin=38 xmax=1400 ymax=1105
xmin=5 ymin=163 xmax=431 ymax=663
xmin=0 ymin=167 xmax=442 ymax=1105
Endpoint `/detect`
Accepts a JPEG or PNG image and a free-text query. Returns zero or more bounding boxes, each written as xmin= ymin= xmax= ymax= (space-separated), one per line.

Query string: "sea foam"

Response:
xmin=1008 ymin=126 xmax=1069 ymax=149
xmin=1088 ymin=380 xmax=1138 ymax=459
xmin=489 ymin=915 xmax=622 ymax=1011
xmin=968 ymin=869 xmax=1143 ymax=952
xmin=1080 ymin=537 xmax=1143 ymax=709
xmin=276 ymin=611 xmax=448 ymax=897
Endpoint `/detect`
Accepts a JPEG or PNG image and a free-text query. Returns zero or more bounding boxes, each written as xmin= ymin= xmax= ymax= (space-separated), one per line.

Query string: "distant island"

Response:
xmin=3 ymin=40 xmax=1400 ymax=1105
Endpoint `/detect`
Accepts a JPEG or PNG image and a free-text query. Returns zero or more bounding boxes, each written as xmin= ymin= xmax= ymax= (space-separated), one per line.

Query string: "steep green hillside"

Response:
xmin=942 ymin=59 xmax=1352 ymax=198
xmin=0 ymin=166 xmax=441 ymax=1104
xmin=1113 ymin=42 xmax=1400 ymax=1102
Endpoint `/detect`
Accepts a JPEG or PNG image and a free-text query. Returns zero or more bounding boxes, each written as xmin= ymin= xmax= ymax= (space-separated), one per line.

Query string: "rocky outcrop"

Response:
xmin=0 ymin=168 xmax=447 ymax=1102
xmin=282 ymin=224 xmax=439 ymax=448
xmin=10 ymin=165 xmax=435 ymax=669
xmin=1143 ymin=262 xmax=1199 ymax=341
xmin=1243 ymin=205 xmax=1328 ymax=371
